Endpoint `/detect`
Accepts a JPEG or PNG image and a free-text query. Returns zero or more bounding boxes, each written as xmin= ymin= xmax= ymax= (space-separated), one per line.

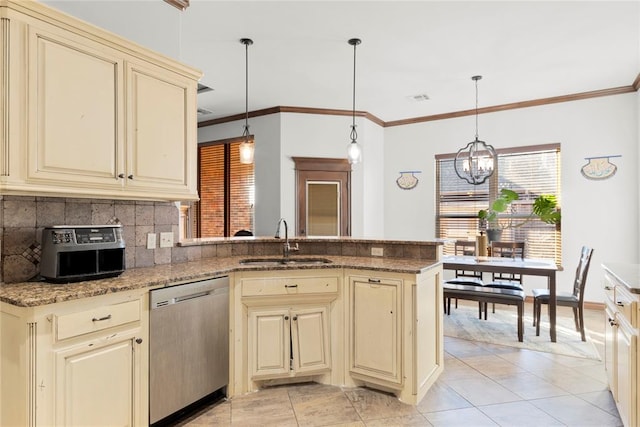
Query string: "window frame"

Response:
xmin=436 ymin=143 xmax=561 ymax=264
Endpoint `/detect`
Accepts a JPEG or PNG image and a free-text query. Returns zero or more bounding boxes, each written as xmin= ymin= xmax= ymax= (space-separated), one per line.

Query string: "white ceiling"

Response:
xmin=47 ymin=1 xmax=640 ymax=124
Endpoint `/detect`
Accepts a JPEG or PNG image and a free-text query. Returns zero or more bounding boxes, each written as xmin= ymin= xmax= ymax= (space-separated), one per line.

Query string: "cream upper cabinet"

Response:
xmin=125 ymin=60 xmax=196 ymax=196
xmin=25 ymin=21 xmax=124 ymax=190
xmin=0 ymin=0 xmax=200 ymax=201
xmin=0 ymin=289 xmax=148 ymax=427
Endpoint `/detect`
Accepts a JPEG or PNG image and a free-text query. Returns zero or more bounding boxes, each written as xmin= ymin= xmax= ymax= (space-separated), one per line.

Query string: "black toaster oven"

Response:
xmin=40 ymin=225 xmax=125 ymax=283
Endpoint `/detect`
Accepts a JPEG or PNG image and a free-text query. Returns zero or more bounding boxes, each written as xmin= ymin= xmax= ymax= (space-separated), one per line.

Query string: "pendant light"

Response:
xmin=454 ymin=75 xmax=496 ymax=185
xmin=347 ymin=38 xmax=362 ymax=164
xmin=239 ymin=38 xmax=254 ymax=164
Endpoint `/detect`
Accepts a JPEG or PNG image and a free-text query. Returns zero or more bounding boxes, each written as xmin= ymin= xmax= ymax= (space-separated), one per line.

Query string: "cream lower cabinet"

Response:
xmin=0 ymin=289 xmax=148 ymax=427
xmin=248 ymin=305 xmax=330 ymax=378
xmin=346 ymin=267 xmax=444 ymax=405
xmin=0 ymin=0 xmax=200 ymax=201
xmin=349 ymin=275 xmax=402 ymax=385
xmin=231 ymin=270 xmax=342 ymax=395
xmin=230 ymin=265 xmax=444 ymax=405
xmin=603 ymin=265 xmax=639 ymax=427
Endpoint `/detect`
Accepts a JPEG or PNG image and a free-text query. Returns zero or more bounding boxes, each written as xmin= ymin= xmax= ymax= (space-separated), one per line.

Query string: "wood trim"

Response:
xmin=198 ymin=82 xmax=639 ymax=130
xmin=198 ymin=106 xmax=384 ymax=128
xmin=435 ymin=143 xmax=560 ymax=160
xmin=633 ymin=73 xmax=640 ymax=91
xmin=292 ymin=157 xmax=351 ymax=172
xmin=385 ymin=86 xmax=636 ymax=127
xmin=164 ymin=0 xmax=190 ymax=11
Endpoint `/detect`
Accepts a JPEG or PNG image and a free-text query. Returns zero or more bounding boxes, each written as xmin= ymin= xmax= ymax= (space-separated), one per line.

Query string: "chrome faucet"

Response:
xmin=275 ymin=218 xmax=298 ymax=259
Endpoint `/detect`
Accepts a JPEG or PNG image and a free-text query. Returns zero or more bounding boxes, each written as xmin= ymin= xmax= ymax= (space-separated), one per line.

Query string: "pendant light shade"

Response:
xmin=454 ymin=75 xmax=496 ymax=185
xmin=347 ymin=38 xmax=362 ymax=164
xmin=239 ymin=38 xmax=254 ymax=164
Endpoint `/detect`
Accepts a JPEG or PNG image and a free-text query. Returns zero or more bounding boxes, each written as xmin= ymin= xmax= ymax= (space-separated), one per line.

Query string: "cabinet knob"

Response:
xmin=284 ymin=316 xmax=289 ymax=321
xmin=128 ymin=174 xmax=134 ymax=180
xmin=604 ymin=286 xmax=613 ymax=291
xmin=135 ymin=338 xmax=143 ymax=344
xmin=616 ymin=301 xmax=625 ymax=307
xmin=293 ymin=316 xmax=298 ymax=321
xmin=118 ymin=173 xmax=125 ymax=179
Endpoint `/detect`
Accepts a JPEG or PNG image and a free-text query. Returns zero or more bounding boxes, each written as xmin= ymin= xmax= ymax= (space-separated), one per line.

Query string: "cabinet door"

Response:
xmin=248 ymin=308 xmax=291 ymax=378
xmin=55 ymin=335 xmax=139 ymax=427
xmin=26 ymin=23 xmax=124 ymax=188
xmin=616 ymin=317 xmax=637 ymax=427
xmin=350 ymin=276 xmax=402 ymax=385
xmin=291 ymin=306 xmax=330 ymax=374
xmin=125 ymin=60 xmax=197 ymax=198
xmin=604 ymin=305 xmax=617 ymax=398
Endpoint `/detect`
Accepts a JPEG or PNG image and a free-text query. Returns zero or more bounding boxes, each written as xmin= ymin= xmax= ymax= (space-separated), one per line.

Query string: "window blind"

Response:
xmin=195 ymin=140 xmax=255 ymax=237
xmin=436 ymin=144 xmax=561 ymax=264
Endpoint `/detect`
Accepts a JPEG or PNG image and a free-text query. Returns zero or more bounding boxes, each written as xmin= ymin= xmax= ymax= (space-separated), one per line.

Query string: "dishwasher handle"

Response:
xmin=150 ymin=276 xmax=229 ymax=310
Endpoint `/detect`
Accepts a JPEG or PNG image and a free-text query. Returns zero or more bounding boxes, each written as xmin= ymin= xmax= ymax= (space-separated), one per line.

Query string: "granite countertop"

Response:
xmin=602 ymin=262 xmax=640 ymax=294
xmin=0 ymin=255 xmax=441 ymax=307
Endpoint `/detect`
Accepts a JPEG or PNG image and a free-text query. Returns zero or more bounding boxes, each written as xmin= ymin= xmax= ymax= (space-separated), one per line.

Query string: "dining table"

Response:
xmin=442 ymin=255 xmax=560 ymax=342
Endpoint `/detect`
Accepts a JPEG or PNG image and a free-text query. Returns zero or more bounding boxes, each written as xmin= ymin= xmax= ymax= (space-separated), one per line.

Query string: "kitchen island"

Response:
xmin=0 ymin=238 xmax=444 ymax=426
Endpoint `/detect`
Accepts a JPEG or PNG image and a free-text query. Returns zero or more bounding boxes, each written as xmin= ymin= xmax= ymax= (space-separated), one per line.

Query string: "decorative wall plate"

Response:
xmin=396 ymin=171 xmax=421 ymax=190
xmin=581 ymin=155 xmax=620 ymax=180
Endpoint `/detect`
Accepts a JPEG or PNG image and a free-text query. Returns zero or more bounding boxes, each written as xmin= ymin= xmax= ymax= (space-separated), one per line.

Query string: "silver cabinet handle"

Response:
xmin=92 ymin=314 xmax=112 ymax=322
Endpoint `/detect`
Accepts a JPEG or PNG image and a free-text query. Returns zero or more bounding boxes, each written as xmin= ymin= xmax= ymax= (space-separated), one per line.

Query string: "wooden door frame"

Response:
xmin=292 ymin=157 xmax=351 ymax=237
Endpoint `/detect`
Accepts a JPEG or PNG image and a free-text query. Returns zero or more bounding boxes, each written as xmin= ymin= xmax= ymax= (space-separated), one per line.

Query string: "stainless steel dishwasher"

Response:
xmin=149 ymin=276 xmax=229 ymax=425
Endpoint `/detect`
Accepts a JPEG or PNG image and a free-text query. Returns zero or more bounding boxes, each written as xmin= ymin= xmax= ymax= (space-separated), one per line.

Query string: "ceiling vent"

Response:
xmin=197 ymin=83 xmax=213 ymax=94
xmin=408 ymin=94 xmax=430 ymax=102
xmin=197 ymin=107 xmax=214 ymax=116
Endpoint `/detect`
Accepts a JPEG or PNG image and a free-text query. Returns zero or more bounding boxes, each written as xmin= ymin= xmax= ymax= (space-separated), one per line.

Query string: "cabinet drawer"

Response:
xmin=242 ymin=276 xmax=338 ymax=297
xmin=56 ymin=300 xmax=140 ymax=340
xmin=613 ymin=286 xmax=637 ymax=329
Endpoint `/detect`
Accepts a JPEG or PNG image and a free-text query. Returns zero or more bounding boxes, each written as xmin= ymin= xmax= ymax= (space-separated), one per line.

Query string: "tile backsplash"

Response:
xmin=0 ymin=196 xmax=186 ymax=284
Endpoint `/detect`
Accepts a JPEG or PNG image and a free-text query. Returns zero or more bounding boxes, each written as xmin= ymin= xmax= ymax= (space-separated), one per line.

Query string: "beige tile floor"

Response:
xmin=175 ymin=304 xmax=622 ymax=426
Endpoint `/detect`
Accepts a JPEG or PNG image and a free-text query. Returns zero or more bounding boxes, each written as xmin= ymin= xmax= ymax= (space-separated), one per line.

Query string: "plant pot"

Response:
xmin=486 ymin=229 xmax=503 ymax=242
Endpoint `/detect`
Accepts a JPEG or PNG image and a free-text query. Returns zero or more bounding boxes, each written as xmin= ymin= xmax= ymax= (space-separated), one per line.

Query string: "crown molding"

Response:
xmin=198 ymin=74 xmax=640 ymax=129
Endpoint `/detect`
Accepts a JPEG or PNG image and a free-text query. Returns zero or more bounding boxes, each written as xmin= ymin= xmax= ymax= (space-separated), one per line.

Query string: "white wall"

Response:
xmin=199 ymin=113 xmax=386 ymax=238
xmin=198 ymin=115 xmax=282 ymax=237
xmin=279 ymin=113 xmax=385 ymax=238
xmin=383 ymin=93 xmax=639 ymax=303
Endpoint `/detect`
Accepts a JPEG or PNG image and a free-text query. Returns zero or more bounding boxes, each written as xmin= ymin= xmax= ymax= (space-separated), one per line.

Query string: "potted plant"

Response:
xmin=478 ymin=188 xmax=561 ymax=241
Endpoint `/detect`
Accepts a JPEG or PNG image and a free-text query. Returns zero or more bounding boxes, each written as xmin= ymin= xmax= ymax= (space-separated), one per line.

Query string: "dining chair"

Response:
xmin=444 ymin=240 xmax=484 ymax=318
xmin=481 ymin=241 xmax=526 ymax=317
xmin=532 ymin=246 xmax=593 ymax=341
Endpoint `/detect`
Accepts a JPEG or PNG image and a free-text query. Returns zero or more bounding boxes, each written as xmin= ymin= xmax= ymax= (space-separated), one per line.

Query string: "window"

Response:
xmin=192 ymin=138 xmax=255 ymax=237
xmin=436 ymin=143 xmax=561 ymax=264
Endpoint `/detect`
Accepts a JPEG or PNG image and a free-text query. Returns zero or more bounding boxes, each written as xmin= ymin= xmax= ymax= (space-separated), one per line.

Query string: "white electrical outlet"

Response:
xmin=146 ymin=233 xmax=157 ymax=249
xmin=371 ymin=247 xmax=384 ymax=256
xmin=160 ymin=232 xmax=174 ymax=248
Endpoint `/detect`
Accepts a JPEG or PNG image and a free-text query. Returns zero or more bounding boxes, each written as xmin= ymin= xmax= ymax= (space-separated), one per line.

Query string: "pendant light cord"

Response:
xmin=349 ymin=38 xmax=361 ymax=142
xmin=241 ymin=38 xmax=253 ymax=138
xmin=473 ymin=75 xmax=481 ymax=140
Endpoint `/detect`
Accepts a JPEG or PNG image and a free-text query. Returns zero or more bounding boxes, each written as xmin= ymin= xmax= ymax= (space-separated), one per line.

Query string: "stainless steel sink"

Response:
xmin=240 ymin=257 xmax=332 ymax=266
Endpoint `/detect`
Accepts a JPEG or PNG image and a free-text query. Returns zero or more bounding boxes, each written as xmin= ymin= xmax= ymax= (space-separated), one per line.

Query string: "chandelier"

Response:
xmin=454 ymin=75 xmax=496 ymax=185
xmin=239 ymin=38 xmax=254 ymax=164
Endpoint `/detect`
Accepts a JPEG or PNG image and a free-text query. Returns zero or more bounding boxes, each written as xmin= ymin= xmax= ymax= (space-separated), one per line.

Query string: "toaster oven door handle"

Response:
xmin=92 ymin=314 xmax=112 ymax=322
